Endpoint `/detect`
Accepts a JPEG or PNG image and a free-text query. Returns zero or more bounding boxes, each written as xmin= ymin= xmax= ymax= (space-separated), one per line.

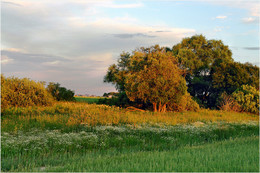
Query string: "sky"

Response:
xmin=1 ymin=0 xmax=259 ymax=96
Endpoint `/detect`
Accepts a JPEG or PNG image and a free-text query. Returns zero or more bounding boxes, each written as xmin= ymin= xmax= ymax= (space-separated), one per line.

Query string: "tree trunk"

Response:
xmin=153 ymin=102 xmax=157 ymax=112
xmin=161 ymin=104 xmax=167 ymax=112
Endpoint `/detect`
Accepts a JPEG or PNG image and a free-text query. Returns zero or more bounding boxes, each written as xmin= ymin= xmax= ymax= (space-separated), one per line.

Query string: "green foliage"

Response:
xmin=172 ymin=35 xmax=234 ymax=108
xmin=1 ymin=75 xmax=54 ymax=110
xmin=98 ymin=92 xmax=132 ymax=107
xmin=172 ymin=35 xmax=233 ymax=74
xmin=104 ymin=52 xmax=133 ymax=107
xmin=47 ymin=82 xmax=75 ymax=101
xmin=104 ymin=52 xmax=131 ymax=92
xmin=232 ymin=85 xmax=259 ymax=114
xmin=103 ymin=92 xmax=119 ymax=97
xmin=172 ymin=35 xmax=259 ymax=109
xmin=212 ymin=61 xmax=259 ymax=94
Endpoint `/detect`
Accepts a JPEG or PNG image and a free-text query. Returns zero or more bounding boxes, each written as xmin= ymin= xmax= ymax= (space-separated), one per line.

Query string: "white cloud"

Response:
xmin=242 ymin=17 xmax=259 ymax=24
xmin=215 ymin=15 xmax=227 ymax=19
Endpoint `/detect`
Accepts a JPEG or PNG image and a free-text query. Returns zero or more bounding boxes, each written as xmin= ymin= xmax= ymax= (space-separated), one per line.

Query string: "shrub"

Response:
xmin=1 ymin=75 xmax=54 ymax=110
xmin=232 ymin=85 xmax=259 ymax=114
xmin=47 ymin=82 xmax=75 ymax=101
xmin=217 ymin=92 xmax=241 ymax=112
xmin=168 ymin=93 xmax=200 ymax=112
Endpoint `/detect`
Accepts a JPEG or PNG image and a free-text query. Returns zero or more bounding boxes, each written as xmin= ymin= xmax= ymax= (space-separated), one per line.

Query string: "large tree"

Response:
xmin=171 ymin=35 xmax=234 ymax=108
xmin=104 ymin=45 xmax=188 ymax=112
xmin=125 ymin=45 xmax=187 ymax=112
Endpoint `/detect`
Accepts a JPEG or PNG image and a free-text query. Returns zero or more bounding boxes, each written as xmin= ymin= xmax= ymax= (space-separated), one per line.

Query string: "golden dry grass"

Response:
xmin=2 ymin=102 xmax=258 ymax=132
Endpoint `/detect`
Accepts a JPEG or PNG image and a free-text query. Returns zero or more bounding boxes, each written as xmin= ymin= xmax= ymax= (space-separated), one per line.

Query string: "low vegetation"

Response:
xmin=1 ymin=101 xmax=259 ymax=171
xmin=1 ymin=75 xmax=54 ymax=109
xmin=74 ymin=96 xmax=102 ymax=104
xmin=1 ymin=102 xmax=258 ymax=132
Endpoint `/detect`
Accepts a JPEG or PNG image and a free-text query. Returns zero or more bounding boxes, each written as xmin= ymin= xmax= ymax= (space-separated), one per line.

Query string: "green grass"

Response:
xmin=41 ymin=136 xmax=260 ymax=172
xmin=2 ymin=124 xmax=259 ymax=172
xmin=2 ymin=136 xmax=259 ymax=172
xmin=74 ymin=96 xmax=100 ymax=103
xmin=1 ymin=102 xmax=259 ymax=172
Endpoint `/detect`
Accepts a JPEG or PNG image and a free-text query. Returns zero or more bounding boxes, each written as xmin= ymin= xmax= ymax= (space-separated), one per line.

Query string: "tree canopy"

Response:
xmin=104 ymin=34 xmax=259 ymax=111
xmin=171 ymin=34 xmax=259 ymax=108
xmin=105 ymin=45 xmax=194 ymax=112
xmin=125 ymin=45 xmax=187 ymax=112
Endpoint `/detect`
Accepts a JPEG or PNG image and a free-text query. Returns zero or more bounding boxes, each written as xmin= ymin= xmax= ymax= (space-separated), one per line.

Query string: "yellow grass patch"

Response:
xmin=2 ymin=102 xmax=259 ymax=131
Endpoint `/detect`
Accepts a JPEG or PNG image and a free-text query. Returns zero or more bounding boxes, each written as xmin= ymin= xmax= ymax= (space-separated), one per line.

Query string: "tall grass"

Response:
xmin=2 ymin=125 xmax=259 ymax=172
xmin=1 ymin=102 xmax=259 ymax=172
xmin=1 ymin=102 xmax=258 ymax=133
xmin=38 ymin=136 xmax=260 ymax=172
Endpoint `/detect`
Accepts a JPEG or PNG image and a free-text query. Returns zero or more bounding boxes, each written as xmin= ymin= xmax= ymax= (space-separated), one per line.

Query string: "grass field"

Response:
xmin=1 ymin=101 xmax=259 ymax=172
xmin=74 ymin=96 xmax=103 ymax=103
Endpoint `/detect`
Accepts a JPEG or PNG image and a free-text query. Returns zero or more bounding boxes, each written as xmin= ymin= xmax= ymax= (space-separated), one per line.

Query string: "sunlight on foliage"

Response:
xmin=1 ymin=75 xmax=54 ymax=110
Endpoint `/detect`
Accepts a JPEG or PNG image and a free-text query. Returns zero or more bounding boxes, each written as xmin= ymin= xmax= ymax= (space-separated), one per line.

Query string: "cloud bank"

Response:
xmin=1 ymin=0 xmax=196 ymax=95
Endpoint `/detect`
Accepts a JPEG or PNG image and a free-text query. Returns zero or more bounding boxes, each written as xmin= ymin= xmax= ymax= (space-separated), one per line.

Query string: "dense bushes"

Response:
xmin=232 ymin=85 xmax=259 ymax=114
xmin=47 ymin=82 xmax=75 ymax=101
xmin=217 ymin=85 xmax=259 ymax=114
xmin=1 ymin=75 xmax=54 ymax=110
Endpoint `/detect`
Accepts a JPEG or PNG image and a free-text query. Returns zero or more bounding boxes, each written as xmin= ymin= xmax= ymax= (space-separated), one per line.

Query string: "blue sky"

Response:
xmin=1 ymin=0 xmax=259 ymax=95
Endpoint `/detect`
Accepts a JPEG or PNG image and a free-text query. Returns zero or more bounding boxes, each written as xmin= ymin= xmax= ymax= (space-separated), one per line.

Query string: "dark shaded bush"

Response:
xmin=1 ymin=75 xmax=54 ymax=110
xmin=47 ymin=82 xmax=75 ymax=101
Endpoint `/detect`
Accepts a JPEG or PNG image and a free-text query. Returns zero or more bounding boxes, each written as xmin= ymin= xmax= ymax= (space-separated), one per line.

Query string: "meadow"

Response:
xmin=74 ymin=96 xmax=102 ymax=104
xmin=1 ymin=101 xmax=259 ymax=172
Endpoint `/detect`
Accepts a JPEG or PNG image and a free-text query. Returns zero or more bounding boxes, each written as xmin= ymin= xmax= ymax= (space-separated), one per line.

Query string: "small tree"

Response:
xmin=125 ymin=45 xmax=187 ymax=112
xmin=47 ymin=82 xmax=75 ymax=101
